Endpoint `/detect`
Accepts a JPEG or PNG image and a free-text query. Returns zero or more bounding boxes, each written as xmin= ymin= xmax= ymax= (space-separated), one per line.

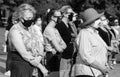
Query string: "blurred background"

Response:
xmin=1 ymin=0 xmax=120 ymax=27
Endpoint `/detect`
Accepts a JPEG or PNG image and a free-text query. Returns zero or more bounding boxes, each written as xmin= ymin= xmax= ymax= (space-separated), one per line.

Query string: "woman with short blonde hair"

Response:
xmin=8 ymin=3 xmax=48 ymax=77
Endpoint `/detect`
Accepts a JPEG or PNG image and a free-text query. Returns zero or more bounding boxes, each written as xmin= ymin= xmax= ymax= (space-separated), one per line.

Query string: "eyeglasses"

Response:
xmin=54 ymin=16 xmax=62 ymax=19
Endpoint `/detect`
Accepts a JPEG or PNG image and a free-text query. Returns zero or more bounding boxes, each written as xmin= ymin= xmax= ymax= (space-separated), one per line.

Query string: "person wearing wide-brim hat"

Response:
xmin=75 ymin=8 xmax=110 ymax=77
xmin=81 ymin=8 xmax=104 ymax=27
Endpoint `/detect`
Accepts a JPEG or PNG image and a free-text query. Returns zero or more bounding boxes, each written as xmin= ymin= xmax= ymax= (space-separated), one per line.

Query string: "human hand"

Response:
xmin=98 ymin=74 xmax=107 ymax=77
xmin=108 ymin=46 xmax=119 ymax=53
xmin=30 ymin=58 xmax=40 ymax=67
xmin=35 ymin=56 xmax=42 ymax=63
xmin=37 ymin=64 xmax=49 ymax=76
xmin=108 ymin=46 xmax=116 ymax=52
xmin=52 ymin=50 xmax=57 ymax=55
xmin=100 ymin=66 xmax=110 ymax=75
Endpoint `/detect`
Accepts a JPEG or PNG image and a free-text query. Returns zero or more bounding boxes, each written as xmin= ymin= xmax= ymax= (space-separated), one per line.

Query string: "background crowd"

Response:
xmin=2 ymin=2 xmax=120 ymax=77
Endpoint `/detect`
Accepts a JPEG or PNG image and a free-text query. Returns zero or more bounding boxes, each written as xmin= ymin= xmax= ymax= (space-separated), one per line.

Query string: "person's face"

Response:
xmin=36 ymin=17 xmax=42 ymax=26
xmin=100 ymin=16 xmax=109 ymax=26
xmin=64 ymin=8 xmax=74 ymax=19
xmin=53 ymin=11 xmax=62 ymax=23
xmin=114 ymin=19 xmax=119 ymax=26
xmin=72 ymin=13 xmax=77 ymax=21
xmin=23 ymin=10 xmax=34 ymax=20
xmin=22 ymin=10 xmax=34 ymax=27
xmin=92 ymin=18 xmax=101 ymax=29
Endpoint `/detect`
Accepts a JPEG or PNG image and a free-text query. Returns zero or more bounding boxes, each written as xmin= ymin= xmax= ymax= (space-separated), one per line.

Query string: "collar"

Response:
xmin=87 ymin=27 xmax=98 ymax=34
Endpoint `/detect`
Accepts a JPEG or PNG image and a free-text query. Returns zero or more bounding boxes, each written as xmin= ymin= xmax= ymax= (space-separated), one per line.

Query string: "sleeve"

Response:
xmin=43 ymin=28 xmax=56 ymax=52
xmin=10 ymin=29 xmax=40 ymax=67
xmin=44 ymin=28 xmax=55 ymax=41
xmin=77 ymin=30 xmax=95 ymax=64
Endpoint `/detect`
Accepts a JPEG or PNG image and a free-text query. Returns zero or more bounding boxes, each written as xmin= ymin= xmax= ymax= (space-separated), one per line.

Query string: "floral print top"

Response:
xmin=9 ymin=22 xmax=44 ymax=57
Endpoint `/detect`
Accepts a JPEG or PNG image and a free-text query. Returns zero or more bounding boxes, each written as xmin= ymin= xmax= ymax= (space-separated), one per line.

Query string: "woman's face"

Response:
xmin=21 ymin=10 xmax=34 ymax=27
xmin=23 ymin=10 xmax=34 ymax=20
xmin=100 ymin=16 xmax=109 ymax=26
xmin=36 ymin=17 xmax=42 ymax=26
xmin=92 ymin=18 xmax=101 ymax=29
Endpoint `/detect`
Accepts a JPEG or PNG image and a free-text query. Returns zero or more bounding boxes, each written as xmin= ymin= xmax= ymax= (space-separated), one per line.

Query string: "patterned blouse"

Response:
xmin=43 ymin=26 xmax=66 ymax=53
xmin=9 ymin=22 xmax=44 ymax=57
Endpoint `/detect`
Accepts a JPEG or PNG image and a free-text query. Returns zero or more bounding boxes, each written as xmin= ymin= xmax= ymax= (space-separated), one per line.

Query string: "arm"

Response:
xmin=10 ymin=29 xmax=40 ymax=67
xmin=51 ymin=39 xmax=64 ymax=52
xmin=78 ymin=30 xmax=109 ymax=74
xmin=5 ymin=30 xmax=9 ymax=42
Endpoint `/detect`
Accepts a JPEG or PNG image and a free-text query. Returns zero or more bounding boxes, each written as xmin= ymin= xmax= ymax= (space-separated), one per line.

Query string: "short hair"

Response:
xmin=34 ymin=14 xmax=42 ymax=22
xmin=12 ymin=3 xmax=36 ymax=22
xmin=46 ymin=9 xmax=56 ymax=23
xmin=59 ymin=5 xmax=71 ymax=14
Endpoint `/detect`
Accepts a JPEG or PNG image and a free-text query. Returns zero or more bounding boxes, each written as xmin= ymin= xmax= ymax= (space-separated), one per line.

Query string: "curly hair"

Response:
xmin=12 ymin=3 xmax=36 ymax=23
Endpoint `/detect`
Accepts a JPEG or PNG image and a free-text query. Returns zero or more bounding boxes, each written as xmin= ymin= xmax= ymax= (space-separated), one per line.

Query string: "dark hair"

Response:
xmin=34 ymin=14 xmax=42 ymax=23
xmin=46 ymin=9 xmax=56 ymax=24
xmin=42 ymin=8 xmax=58 ymax=33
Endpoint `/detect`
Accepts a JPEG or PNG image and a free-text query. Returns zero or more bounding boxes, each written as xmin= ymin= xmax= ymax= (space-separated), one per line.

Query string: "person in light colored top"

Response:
xmin=29 ymin=14 xmax=44 ymax=55
xmin=43 ymin=9 xmax=66 ymax=54
xmin=29 ymin=14 xmax=46 ymax=77
xmin=98 ymin=16 xmax=118 ymax=67
xmin=8 ymin=3 xmax=48 ymax=77
xmin=43 ymin=9 xmax=67 ymax=72
xmin=75 ymin=8 xmax=110 ymax=77
xmin=109 ymin=19 xmax=120 ymax=65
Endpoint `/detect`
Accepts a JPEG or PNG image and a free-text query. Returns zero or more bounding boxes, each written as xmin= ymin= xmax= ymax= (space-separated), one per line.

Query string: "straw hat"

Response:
xmin=82 ymin=8 xmax=104 ymax=26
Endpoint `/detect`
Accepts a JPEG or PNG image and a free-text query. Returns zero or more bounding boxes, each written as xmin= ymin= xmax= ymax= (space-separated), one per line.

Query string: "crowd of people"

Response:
xmin=3 ymin=3 xmax=120 ymax=77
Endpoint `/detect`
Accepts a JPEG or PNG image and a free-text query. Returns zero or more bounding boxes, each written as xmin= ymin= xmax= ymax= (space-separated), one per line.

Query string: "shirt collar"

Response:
xmin=87 ymin=28 xmax=98 ymax=34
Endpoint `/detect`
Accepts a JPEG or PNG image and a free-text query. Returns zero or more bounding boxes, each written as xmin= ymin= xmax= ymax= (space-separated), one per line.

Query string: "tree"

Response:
xmin=4 ymin=0 xmax=120 ymax=19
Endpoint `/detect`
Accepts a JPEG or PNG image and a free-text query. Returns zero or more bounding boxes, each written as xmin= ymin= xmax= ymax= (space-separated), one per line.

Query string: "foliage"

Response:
xmin=70 ymin=0 xmax=120 ymax=18
xmin=3 ymin=0 xmax=120 ymax=19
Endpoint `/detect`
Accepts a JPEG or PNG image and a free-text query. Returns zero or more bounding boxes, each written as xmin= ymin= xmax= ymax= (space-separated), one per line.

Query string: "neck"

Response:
xmin=100 ymin=26 xmax=106 ymax=30
xmin=19 ymin=22 xmax=29 ymax=30
xmin=89 ymin=26 xmax=97 ymax=32
xmin=62 ymin=17 xmax=69 ymax=27
xmin=62 ymin=17 xmax=68 ymax=24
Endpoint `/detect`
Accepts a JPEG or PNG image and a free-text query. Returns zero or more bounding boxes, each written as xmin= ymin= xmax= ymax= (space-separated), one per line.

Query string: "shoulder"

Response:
xmin=43 ymin=27 xmax=54 ymax=36
xmin=9 ymin=23 xmax=22 ymax=38
xmin=56 ymin=21 xmax=65 ymax=28
xmin=79 ymin=29 xmax=89 ymax=35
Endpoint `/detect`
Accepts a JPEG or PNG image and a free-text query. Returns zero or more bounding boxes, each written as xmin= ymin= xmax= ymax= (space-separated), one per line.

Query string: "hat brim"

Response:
xmin=82 ymin=12 xmax=104 ymax=26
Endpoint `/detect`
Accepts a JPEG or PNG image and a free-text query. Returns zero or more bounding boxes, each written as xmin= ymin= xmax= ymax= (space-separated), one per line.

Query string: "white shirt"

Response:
xmin=75 ymin=28 xmax=108 ymax=77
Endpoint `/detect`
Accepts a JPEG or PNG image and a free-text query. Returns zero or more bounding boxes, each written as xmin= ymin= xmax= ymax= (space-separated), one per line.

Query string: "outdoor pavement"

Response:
xmin=0 ymin=27 xmax=120 ymax=77
xmin=0 ymin=54 xmax=120 ymax=77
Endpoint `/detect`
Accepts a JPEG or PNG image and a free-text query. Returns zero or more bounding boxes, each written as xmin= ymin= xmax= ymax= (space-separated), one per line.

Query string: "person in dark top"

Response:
xmin=4 ymin=13 xmax=14 ymax=76
xmin=97 ymin=26 xmax=112 ymax=46
xmin=97 ymin=15 xmax=117 ymax=69
xmin=55 ymin=5 xmax=75 ymax=77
